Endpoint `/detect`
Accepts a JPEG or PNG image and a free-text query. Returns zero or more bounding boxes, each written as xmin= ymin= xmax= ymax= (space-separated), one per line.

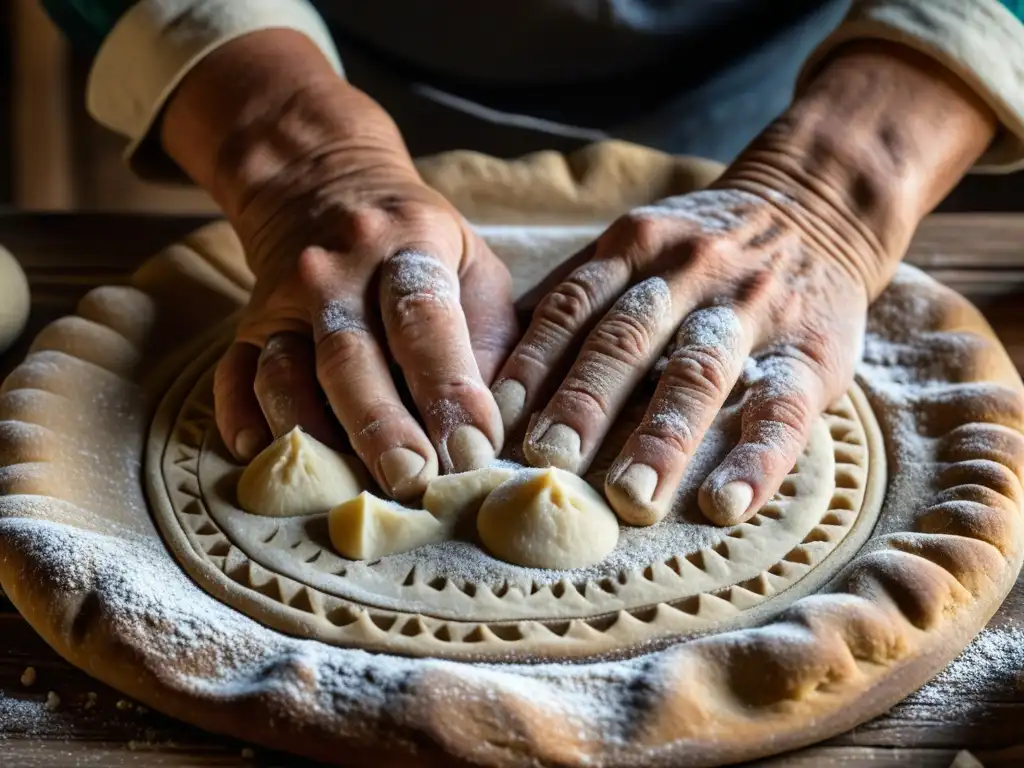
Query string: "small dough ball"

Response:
xmin=0 ymin=246 xmax=30 ymax=354
xmin=329 ymin=491 xmax=446 ymax=560
xmin=237 ymin=427 xmax=365 ymax=517
xmin=477 ymin=467 xmax=619 ymax=569
xmin=423 ymin=465 xmax=518 ymax=531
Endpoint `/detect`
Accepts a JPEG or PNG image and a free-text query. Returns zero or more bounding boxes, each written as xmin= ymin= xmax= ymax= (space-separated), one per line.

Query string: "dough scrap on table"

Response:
xmin=329 ymin=491 xmax=447 ymax=560
xmin=477 ymin=467 xmax=620 ymax=569
xmin=237 ymin=427 xmax=366 ymax=517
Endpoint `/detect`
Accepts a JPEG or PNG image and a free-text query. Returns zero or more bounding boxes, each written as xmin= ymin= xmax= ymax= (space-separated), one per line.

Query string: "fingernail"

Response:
xmin=492 ymin=379 xmax=526 ymax=428
xmin=379 ymin=447 xmax=428 ymax=498
xmin=446 ymin=425 xmax=495 ymax=472
xmin=616 ymin=463 xmax=659 ymax=504
xmin=235 ymin=427 xmax=268 ymax=463
xmin=714 ymin=480 xmax=754 ymax=523
xmin=605 ymin=461 xmax=664 ymax=526
xmin=526 ymin=423 xmax=581 ymax=471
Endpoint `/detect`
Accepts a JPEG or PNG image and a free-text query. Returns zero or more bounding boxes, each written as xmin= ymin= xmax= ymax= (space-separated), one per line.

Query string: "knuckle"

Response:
xmin=429 ymin=375 xmax=489 ymax=406
xmin=662 ymin=347 xmax=735 ymax=403
xmin=556 ymin=384 xmax=611 ymax=420
xmin=536 ymin=278 xmax=595 ymax=329
xmin=752 ymin=391 xmax=814 ymax=437
xmin=685 ymin=236 xmax=722 ymax=266
xmin=613 ymin=213 xmax=663 ymax=254
xmin=640 ymin=416 xmax=698 ymax=457
xmin=338 ymin=207 xmax=390 ymax=248
xmin=315 ymin=329 xmax=367 ymax=382
xmin=294 ymin=246 xmax=338 ymax=292
xmin=353 ymin=399 xmax=415 ymax=443
xmin=590 ymin=315 xmax=652 ymax=367
xmin=382 ymin=252 xmax=457 ymax=319
xmin=390 ymin=294 xmax=457 ymax=338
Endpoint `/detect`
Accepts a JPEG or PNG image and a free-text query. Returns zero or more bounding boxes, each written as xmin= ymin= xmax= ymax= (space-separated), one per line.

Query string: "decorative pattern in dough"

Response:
xmin=146 ymin=323 xmax=887 ymax=658
xmin=0 ymin=210 xmax=1021 ymax=766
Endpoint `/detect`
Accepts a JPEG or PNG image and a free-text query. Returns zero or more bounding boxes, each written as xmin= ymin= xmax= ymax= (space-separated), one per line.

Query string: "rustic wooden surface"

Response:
xmin=1 ymin=212 xmax=1024 ymax=767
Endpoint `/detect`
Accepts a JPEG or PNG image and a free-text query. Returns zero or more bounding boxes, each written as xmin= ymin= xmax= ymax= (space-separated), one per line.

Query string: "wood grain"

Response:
xmin=1 ymin=212 xmax=1023 ymax=766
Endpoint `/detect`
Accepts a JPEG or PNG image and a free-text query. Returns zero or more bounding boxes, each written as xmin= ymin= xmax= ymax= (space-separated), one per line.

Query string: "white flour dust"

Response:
xmin=386 ymin=251 xmax=457 ymax=304
xmin=630 ymin=190 xmax=765 ymax=234
xmin=0 ymin=515 xmax=650 ymax=748
xmin=0 ymin=217 xmax=1014 ymax=760
xmin=902 ymin=623 xmax=1024 ymax=710
xmin=316 ymin=300 xmax=368 ymax=338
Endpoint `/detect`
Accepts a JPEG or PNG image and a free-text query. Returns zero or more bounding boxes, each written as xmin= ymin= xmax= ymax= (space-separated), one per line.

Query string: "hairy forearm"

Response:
xmin=722 ymin=41 xmax=997 ymax=297
xmin=160 ymin=29 xmax=414 ymax=219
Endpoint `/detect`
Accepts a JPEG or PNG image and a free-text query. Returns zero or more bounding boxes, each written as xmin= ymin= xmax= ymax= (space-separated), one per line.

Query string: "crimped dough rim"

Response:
xmin=1 ymin=211 xmax=1022 ymax=766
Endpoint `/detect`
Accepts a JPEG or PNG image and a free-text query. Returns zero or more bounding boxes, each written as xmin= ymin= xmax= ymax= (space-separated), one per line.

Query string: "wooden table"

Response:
xmin=2 ymin=213 xmax=1024 ymax=767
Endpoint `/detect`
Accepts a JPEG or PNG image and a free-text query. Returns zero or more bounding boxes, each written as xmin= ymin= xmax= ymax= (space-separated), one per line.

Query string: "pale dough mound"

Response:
xmin=329 ymin=491 xmax=446 ymax=560
xmin=422 ymin=465 xmax=517 ymax=531
xmin=237 ymin=427 xmax=365 ymax=517
xmin=477 ymin=467 xmax=620 ymax=569
xmin=0 ymin=246 xmax=30 ymax=354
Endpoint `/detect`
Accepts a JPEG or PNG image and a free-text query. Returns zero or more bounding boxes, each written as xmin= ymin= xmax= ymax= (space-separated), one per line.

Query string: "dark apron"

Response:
xmin=320 ymin=0 xmax=851 ymax=162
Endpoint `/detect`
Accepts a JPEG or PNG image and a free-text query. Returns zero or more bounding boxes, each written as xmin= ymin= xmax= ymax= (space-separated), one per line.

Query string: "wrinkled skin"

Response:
xmin=163 ymin=31 xmax=995 ymax=524
xmin=214 ymin=156 xmax=518 ymax=501
xmin=494 ymin=189 xmax=867 ymax=526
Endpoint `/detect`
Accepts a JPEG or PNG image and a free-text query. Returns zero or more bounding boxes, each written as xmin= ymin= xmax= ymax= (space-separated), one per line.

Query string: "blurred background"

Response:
xmin=2 ymin=0 xmax=216 ymax=214
xmin=0 ymin=0 xmax=1021 ymax=215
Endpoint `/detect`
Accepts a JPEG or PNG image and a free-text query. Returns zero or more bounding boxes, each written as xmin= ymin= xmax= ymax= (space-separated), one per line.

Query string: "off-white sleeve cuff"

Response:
xmin=86 ymin=0 xmax=342 ymax=181
xmin=797 ymin=0 xmax=1024 ymax=174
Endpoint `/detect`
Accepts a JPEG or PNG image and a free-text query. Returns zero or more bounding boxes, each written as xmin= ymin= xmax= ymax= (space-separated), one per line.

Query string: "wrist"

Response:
xmin=720 ymin=41 xmax=996 ymax=297
xmin=160 ymin=29 xmax=416 ymax=218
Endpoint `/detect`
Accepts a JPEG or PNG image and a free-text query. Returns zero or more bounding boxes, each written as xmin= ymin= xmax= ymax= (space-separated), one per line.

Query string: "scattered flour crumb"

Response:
xmin=20 ymin=666 xmax=36 ymax=687
xmin=44 ymin=691 xmax=60 ymax=711
xmin=84 ymin=691 xmax=97 ymax=710
xmin=116 ymin=698 xmax=134 ymax=711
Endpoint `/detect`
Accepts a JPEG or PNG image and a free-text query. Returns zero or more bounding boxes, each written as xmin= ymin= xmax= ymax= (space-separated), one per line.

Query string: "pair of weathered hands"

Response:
xmin=162 ymin=31 xmax=995 ymax=528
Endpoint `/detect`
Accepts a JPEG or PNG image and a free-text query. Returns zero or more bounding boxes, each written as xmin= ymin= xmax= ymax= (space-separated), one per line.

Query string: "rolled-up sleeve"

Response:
xmin=798 ymin=0 xmax=1024 ymax=173
xmin=42 ymin=0 xmax=342 ymax=179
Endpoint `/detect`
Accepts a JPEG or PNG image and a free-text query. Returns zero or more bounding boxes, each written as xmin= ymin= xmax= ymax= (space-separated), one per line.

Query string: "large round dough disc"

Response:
xmin=0 ymin=143 xmax=1022 ymax=767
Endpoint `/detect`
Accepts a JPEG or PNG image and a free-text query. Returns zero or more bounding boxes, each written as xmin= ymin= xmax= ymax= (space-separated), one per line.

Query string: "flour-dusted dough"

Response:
xmin=0 ymin=246 xmax=30 ymax=354
xmin=7 ymin=143 xmax=1024 ymax=768
xmin=237 ymin=427 xmax=365 ymax=517
xmin=423 ymin=465 xmax=518 ymax=531
xmin=477 ymin=467 xmax=620 ymax=569
xmin=329 ymin=491 xmax=446 ymax=560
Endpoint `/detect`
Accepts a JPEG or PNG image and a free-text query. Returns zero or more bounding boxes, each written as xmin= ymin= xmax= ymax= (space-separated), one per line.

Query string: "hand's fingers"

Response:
xmin=380 ymin=249 xmax=503 ymax=473
xmin=604 ymin=305 xmax=753 ymax=524
xmin=698 ymin=353 xmax=826 ymax=526
xmin=458 ymin=248 xmax=519 ymax=384
xmin=299 ymin=246 xmax=438 ymax=501
xmin=492 ymin=255 xmax=633 ymax=435
xmin=214 ymin=341 xmax=270 ymax=462
xmin=254 ymin=332 xmax=343 ymax=447
xmin=314 ymin=298 xmax=439 ymax=500
xmin=523 ymin=276 xmax=683 ymax=474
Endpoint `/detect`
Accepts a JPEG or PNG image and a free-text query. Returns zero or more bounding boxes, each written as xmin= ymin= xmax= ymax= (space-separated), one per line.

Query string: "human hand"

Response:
xmin=492 ymin=41 xmax=997 ymax=526
xmin=162 ymin=31 xmax=516 ymax=500
xmin=493 ymin=187 xmax=870 ymax=526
